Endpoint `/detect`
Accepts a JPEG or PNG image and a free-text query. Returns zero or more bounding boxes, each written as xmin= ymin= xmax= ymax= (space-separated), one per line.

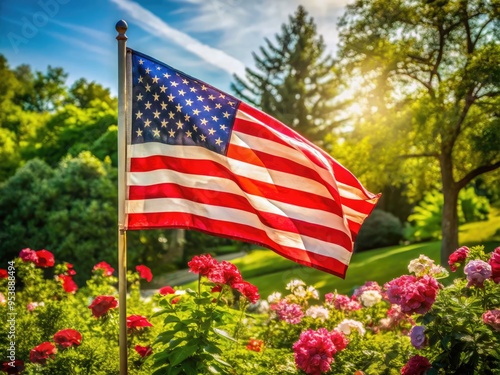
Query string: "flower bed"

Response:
xmin=0 ymin=245 xmax=499 ymax=374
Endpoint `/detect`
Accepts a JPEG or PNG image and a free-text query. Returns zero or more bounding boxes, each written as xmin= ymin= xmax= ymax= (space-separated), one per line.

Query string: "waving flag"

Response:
xmin=125 ymin=49 xmax=379 ymax=278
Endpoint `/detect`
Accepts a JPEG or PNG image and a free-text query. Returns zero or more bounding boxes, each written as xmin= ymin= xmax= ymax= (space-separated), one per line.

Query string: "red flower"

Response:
xmin=208 ymin=261 xmax=242 ymax=286
xmin=92 ymin=261 xmax=115 ymax=276
xmin=448 ymin=246 xmax=470 ymax=272
xmin=384 ymin=275 xmax=439 ymax=315
xmin=136 ymin=265 xmax=153 ymax=282
xmin=1 ymin=359 xmax=24 ymax=374
xmin=246 ymin=338 xmax=264 ymax=352
xmin=34 ymin=250 xmax=55 ymax=268
xmin=159 ymin=286 xmax=175 ymax=295
xmin=65 ymin=263 xmax=76 ymax=276
xmin=211 ymin=285 xmax=223 ymax=293
xmin=88 ymin=295 xmax=118 ymax=318
xmin=171 ymin=297 xmax=181 ymax=304
xmin=232 ymin=281 xmax=260 ymax=303
xmin=188 ymin=254 xmax=218 ymax=276
xmin=53 ymin=329 xmax=82 ymax=348
xmin=19 ymin=248 xmax=38 ymax=263
xmin=134 ymin=344 xmax=153 ymax=357
xmin=401 ymin=355 xmax=431 ymax=375
xmin=59 ymin=275 xmax=78 ymax=294
xmin=127 ymin=315 xmax=153 ymax=330
xmin=488 ymin=247 xmax=500 ymax=283
xmin=29 ymin=342 xmax=57 ymax=365
xmin=0 ymin=269 xmax=7 ymax=279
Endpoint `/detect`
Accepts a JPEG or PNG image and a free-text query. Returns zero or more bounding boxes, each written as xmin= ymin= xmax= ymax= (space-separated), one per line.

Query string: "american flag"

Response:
xmin=125 ymin=49 xmax=379 ymax=278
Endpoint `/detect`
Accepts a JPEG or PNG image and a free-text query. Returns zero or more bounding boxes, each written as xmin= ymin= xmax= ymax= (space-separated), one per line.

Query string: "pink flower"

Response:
xmin=27 ymin=302 xmax=44 ymax=311
xmin=53 ymin=329 xmax=82 ymax=348
xmin=464 ymin=260 xmax=491 ymax=288
xmin=208 ymin=261 xmax=242 ymax=286
xmin=488 ymin=247 xmax=500 ymax=283
xmin=30 ymin=342 xmax=57 ymax=365
xmin=482 ymin=309 xmax=500 ymax=332
xmin=246 ymin=338 xmax=264 ymax=352
xmin=88 ymin=295 xmax=118 ymax=318
xmin=384 ymin=275 xmax=439 ymax=315
xmin=0 ymin=292 xmax=6 ymax=305
xmin=93 ymin=261 xmax=115 ymax=276
xmin=327 ymin=293 xmax=361 ymax=311
xmin=136 ymin=265 xmax=153 ymax=282
xmin=232 ymin=281 xmax=260 ymax=303
xmin=59 ymin=274 xmax=78 ymax=293
xmin=329 ymin=329 xmax=349 ymax=351
xmin=401 ymin=355 xmax=431 ymax=375
xmin=187 ymin=254 xmax=218 ymax=276
xmin=127 ymin=315 xmax=153 ymax=331
xmin=353 ymin=281 xmax=382 ymax=298
xmin=34 ymin=250 xmax=55 ymax=268
xmin=448 ymin=246 xmax=470 ymax=272
xmin=159 ymin=286 xmax=175 ymax=295
xmin=293 ymin=328 xmax=348 ymax=375
xmin=409 ymin=325 xmax=427 ymax=349
xmin=271 ymin=300 xmax=304 ymax=324
xmin=134 ymin=344 xmax=153 ymax=357
xmin=19 ymin=248 xmax=38 ymax=263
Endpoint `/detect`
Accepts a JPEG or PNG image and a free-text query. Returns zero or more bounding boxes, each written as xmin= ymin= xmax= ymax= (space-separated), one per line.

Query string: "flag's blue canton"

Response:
xmin=131 ymin=51 xmax=241 ymax=155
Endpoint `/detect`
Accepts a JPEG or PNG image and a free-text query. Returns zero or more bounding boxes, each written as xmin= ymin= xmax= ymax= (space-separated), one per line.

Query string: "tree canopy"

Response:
xmin=337 ymin=0 xmax=500 ymax=263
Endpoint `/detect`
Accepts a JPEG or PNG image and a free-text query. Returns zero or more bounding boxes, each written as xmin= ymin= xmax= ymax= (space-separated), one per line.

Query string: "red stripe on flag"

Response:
xmin=127 ymin=211 xmax=349 ymax=278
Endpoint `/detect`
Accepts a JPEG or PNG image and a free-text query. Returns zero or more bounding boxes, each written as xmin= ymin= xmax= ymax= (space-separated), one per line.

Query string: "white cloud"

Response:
xmin=109 ymin=0 xmax=246 ymax=77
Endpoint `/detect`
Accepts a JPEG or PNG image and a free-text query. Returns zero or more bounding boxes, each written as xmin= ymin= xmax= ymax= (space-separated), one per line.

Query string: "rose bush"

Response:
xmin=1 ymin=245 xmax=499 ymax=374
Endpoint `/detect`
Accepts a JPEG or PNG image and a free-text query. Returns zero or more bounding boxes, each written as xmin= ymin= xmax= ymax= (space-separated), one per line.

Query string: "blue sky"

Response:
xmin=0 ymin=0 xmax=349 ymax=96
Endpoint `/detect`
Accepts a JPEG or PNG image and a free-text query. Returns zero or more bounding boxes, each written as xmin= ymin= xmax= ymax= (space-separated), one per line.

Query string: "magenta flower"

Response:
xmin=482 ymin=309 xmax=500 ymax=332
xmin=409 ymin=325 xmax=427 ymax=349
xmin=464 ymin=260 xmax=491 ymax=288
xmin=401 ymin=355 xmax=432 ymax=375
xmin=448 ymin=246 xmax=470 ymax=272
xmin=271 ymin=300 xmax=304 ymax=324
xmin=19 ymin=248 xmax=38 ymax=263
xmin=293 ymin=328 xmax=348 ymax=375
xmin=488 ymin=247 xmax=500 ymax=283
xmin=384 ymin=275 xmax=439 ymax=315
xmin=327 ymin=293 xmax=361 ymax=311
xmin=353 ymin=281 xmax=382 ymax=298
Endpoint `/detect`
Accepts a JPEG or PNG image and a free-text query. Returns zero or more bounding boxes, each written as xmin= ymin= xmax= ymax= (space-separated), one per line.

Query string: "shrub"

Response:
xmin=354 ymin=209 xmax=404 ymax=251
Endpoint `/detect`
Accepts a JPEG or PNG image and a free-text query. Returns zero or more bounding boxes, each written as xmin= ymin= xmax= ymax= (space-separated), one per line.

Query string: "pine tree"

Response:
xmin=231 ymin=6 xmax=341 ymax=144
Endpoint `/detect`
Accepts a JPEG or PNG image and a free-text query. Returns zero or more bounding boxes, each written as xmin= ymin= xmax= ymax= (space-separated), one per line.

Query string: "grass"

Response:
xmin=180 ymin=210 xmax=500 ymax=299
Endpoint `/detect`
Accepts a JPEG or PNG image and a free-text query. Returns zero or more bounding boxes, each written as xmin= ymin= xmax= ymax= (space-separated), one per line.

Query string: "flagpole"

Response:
xmin=116 ymin=19 xmax=128 ymax=375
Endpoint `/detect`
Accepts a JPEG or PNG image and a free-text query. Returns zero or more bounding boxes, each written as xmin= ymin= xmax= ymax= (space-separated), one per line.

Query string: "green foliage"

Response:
xmin=231 ymin=6 xmax=341 ymax=144
xmin=0 ymin=153 xmax=117 ymax=283
xmin=415 ymin=246 xmax=500 ymax=374
xmin=406 ymin=189 xmax=491 ymax=242
xmin=354 ymin=209 xmax=404 ymax=252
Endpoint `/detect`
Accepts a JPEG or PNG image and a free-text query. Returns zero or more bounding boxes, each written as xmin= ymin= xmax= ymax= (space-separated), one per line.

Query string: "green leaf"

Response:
xmin=204 ymin=343 xmax=222 ymax=355
xmin=169 ymin=344 xmax=198 ymax=367
xmin=213 ymin=327 xmax=237 ymax=342
xmin=151 ymin=309 xmax=170 ymax=318
xmin=163 ymin=315 xmax=181 ymax=324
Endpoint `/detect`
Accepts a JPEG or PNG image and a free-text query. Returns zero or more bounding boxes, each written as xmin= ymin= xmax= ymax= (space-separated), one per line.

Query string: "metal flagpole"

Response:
xmin=116 ymin=19 xmax=128 ymax=375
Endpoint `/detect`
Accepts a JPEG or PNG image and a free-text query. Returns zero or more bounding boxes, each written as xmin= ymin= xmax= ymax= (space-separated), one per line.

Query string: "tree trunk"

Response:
xmin=440 ymin=152 xmax=459 ymax=266
xmin=163 ymin=229 xmax=185 ymax=264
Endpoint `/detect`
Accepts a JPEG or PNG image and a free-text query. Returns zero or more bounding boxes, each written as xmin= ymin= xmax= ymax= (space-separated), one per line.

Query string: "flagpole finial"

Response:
xmin=116 ymin=20 xmax=128 ymax=40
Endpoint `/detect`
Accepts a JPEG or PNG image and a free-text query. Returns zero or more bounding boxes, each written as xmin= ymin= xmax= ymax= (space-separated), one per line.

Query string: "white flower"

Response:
xmin=305 ymin=305 xmax=329 ymax=321
xmin=286 ymin=279 xmax=306 ymax=290
xmin=336 ymin=319 xmax=366 ymax=336
xmin=293 ymin=286 xmax=307 ymax=298
xmin=408 ymin=254 xmax=435 ymax=277
xmin=174 ymin=290 xmax=186 ymax=296
xmin=360 ymin=290 xmax=382 ymax=307
xmin=307 ymin=286 xmax=319 ymax=300
xmin=267 ymin=292 xmax=282 ymax=304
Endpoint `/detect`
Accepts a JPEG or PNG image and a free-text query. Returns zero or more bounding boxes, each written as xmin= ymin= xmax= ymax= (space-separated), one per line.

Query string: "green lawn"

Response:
xmin=182 ymin=211 xmax=500 ymax=299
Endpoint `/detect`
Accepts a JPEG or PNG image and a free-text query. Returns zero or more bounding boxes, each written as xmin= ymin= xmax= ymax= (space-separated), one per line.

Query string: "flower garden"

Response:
xmin=1 ymin=245 xmax=499 ymax=375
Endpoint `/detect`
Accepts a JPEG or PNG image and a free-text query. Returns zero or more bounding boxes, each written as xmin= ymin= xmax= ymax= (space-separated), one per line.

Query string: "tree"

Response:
xmin=338 ymin=0 xmax=500 ymax=264
xmin=67 ymin=78 xmax=117 ymax=109
xmin=0 ymin=153 xmax=118 ymax=283
xmin=231 ymin=5 xmax=342 ymax=144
